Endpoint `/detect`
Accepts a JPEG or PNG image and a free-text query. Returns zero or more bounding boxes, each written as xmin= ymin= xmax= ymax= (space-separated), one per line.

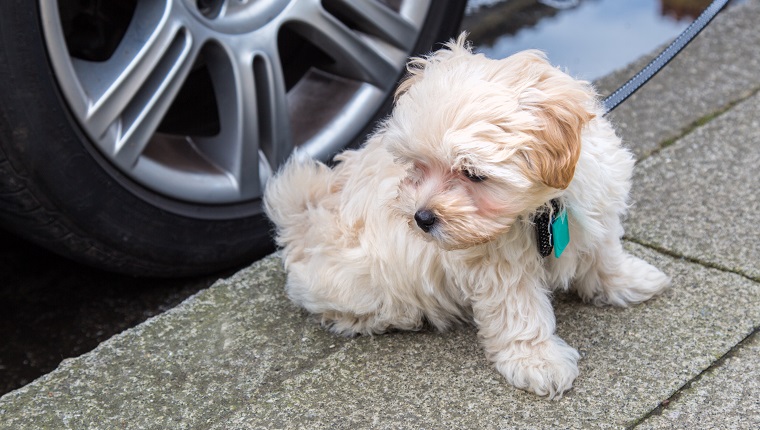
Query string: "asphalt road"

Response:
xmin=0 ymin=228 xmax=226 ymax=395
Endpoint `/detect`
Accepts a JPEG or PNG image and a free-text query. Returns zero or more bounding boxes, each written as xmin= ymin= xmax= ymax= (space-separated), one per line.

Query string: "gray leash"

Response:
xmin=601 ymin=0 xmax=730 ymax=116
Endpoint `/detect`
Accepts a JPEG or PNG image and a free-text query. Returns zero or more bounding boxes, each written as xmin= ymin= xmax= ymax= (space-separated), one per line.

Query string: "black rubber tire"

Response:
xmin=0 ymin=0 xmax=466 ymax=277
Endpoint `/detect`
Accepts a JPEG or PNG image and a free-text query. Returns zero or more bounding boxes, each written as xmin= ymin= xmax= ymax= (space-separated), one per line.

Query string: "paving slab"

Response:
xmin=0 ymin=242 xmax=758 ymax=429
xmin=594 ymin=0 xmax=760 ymax=160
xmin=637 ymin=330 xmax=760 ymax=429
xmin=625 ymin=89 xmax=760 ymax=281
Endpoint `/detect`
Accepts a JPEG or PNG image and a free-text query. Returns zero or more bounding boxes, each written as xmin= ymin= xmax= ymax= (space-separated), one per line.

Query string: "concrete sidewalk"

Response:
xmin=2 ymin=1 xmax=759 ymax=428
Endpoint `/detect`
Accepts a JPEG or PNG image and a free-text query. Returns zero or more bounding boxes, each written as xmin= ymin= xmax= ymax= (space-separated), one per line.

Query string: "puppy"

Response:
xmin=264 ymin=34 xmax=670 ymax=398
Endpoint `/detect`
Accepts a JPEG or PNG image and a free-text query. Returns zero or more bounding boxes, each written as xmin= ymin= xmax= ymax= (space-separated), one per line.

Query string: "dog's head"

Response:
xmin=388 ymin=34 xmax=597 ymax=250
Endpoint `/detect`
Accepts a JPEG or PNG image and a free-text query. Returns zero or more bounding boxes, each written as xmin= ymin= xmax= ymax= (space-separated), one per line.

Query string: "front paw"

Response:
xmin=494 ymin=335 xmax=580 ymax=399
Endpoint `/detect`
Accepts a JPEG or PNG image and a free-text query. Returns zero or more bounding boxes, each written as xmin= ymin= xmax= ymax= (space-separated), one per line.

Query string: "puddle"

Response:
xmin=464 ymin=0 xmax=740 ymax=81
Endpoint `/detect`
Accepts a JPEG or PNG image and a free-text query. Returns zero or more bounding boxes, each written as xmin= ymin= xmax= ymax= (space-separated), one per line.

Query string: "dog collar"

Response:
xmin=534 ymin=199 xmax=570 ymax=258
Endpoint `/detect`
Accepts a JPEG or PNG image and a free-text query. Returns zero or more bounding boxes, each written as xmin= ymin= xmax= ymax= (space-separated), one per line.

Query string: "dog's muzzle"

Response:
xmin=414 ymin=209 xmax=437 ymax=233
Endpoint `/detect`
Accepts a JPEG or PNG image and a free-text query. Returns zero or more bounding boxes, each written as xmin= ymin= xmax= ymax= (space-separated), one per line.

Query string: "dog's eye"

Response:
xmin=462 ymin=169 xmax=487 ymax=182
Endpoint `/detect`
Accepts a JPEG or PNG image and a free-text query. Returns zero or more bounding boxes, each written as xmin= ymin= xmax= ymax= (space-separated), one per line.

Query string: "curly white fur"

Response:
xmin=264 ymin=34 xmax=670 ymax=399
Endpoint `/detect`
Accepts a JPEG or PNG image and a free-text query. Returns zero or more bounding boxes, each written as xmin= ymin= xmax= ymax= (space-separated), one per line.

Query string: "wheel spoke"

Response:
xmin=109 ymin=30 xmax=197 ymax=169
xmin=323 ymin=0 xmax=418 ymax=51
xmin=73 ymin=2 xmax=192 ymax=157
xmin=195 ymin=41 xmax=291 ymax=198
xmin=253 ymin=49 xmax=292 ymax=172
xmin=287 ymin=1 xmax=402 ymax=90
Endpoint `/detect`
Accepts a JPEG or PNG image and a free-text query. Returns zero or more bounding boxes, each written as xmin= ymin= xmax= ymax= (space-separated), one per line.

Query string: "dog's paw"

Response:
xmin=319 ymin=311 xmax=391 ymax=336
xmin=598 ymin=255 xmax=671 ymax=307
xmin=321 ymin=312 xmax=374 ymax=337
xmin=494 ymin=335 xmax=580 ymax=399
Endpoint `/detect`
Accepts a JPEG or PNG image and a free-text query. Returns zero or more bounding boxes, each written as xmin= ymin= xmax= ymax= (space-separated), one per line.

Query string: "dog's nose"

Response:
xmin=414 ymin=209 xmax=437 ymax=232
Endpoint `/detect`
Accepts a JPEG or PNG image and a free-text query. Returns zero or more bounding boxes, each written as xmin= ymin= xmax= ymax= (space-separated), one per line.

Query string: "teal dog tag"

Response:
xmin=551 ymin=210 xmax=570 ymax=258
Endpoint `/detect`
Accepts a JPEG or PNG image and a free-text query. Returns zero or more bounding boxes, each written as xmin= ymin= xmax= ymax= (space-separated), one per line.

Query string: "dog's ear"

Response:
xmin=501 ymin=51 xmax=596 ymax=190
xmin=526 ymin=86 xmax=594 ymax=190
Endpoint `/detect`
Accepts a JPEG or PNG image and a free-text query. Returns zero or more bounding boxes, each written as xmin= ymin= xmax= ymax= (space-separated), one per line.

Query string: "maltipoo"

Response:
xmin=264 ymin=34 xmax=670 ymax=398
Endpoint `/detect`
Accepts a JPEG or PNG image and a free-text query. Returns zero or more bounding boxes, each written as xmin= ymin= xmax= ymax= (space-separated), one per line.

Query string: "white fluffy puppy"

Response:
xmin=264 ymin=35 xmax=670 ymax=398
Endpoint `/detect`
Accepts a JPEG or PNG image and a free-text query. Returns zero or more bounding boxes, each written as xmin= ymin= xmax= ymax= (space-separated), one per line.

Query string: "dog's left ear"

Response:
xmin=506 ymin=51 xmax=596 ymax=190
xmin=528 ymin=87 xmax=595 ymax=190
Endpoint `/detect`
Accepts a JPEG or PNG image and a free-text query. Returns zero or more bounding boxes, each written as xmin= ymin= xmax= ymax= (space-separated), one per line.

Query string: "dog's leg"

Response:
xmin=319 ymin=309 xmax=424 ymax=337
xmin=573 ymin=236 xmax=670 ymax=306
xmin=286 ymin=268 xmax=425 ymax=337
xmin=472 ymin=273 xmax=579 ymax=398
xmin=574 ymin=233 xmax=670 ymax=306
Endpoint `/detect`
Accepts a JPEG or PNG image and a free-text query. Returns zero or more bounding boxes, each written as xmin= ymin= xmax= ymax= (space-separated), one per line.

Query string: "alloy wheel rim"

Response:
xmin=39 ymin=0 xmax=431 ymax=205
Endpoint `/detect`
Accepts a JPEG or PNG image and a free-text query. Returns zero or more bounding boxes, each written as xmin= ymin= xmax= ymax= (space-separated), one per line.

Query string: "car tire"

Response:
xmin=0 ymin=0 xmax=466 ymax=277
